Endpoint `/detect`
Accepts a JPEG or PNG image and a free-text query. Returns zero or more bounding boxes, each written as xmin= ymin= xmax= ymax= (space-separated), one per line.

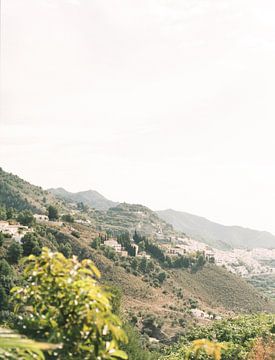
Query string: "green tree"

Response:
xmin=121 ymin=324 xmax=156 ymax=360
xmin=48 ymin=205 xmax=59 ymax=221
xmin=61 ymin=214 xmax=74 ymax=223
xmin=21 ymin=232 xmax=41 ymax=256
xmin=139 ymin=257 xmax=148 ymax=272
xmin=0 ymin=207 xmax=6 ymax=221
xmin=0 ymin=233 xmax=4 ymax=247
xmin=59 ymin=243 xmax=73 ymax=258
xmin=0 ymin=285 xmax=8 ymax=310
xmin=6 ymin=208 xmax=15 ymax=220
xmin=17 ymin=210 xmax=36 ymax=227
xmin=12 ymin=248 xmax=128 ymax=360
xmin=0 ymin=259 xmax=13 ymax=277
xmin=157 ymin=271 xmax=167 ymax=284
xmin=77 ymin=202 xmax=88 ymax=212
xmin=90 ymin=238 xmax=101 ymax=249
xmin=6 ymin=242 xmax=23 ymax=264
xmin=131 ymin=258 xmax=138 ymax=271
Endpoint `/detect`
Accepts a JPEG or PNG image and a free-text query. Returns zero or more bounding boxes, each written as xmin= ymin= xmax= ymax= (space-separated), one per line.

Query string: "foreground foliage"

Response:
xmin=11 ymin=248 xmax=128 ymax=359
xmin=0 ymin=326 xmax=59 ymax=360
xmin=161 ymin=314 xmax=275 ymax=360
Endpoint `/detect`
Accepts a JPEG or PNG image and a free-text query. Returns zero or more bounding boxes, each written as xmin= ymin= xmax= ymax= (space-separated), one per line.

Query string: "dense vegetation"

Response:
xmin=161 ymin=314 xmax=275 ymax=359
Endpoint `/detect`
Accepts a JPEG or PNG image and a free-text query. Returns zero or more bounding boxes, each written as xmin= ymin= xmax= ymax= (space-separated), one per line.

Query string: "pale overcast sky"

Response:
xmin=1 ymin=0 xmax=275 ymax=232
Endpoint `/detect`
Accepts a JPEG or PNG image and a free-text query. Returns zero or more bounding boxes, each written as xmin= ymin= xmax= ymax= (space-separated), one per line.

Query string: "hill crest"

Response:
xmin=48 ymin=187 xmax=118 ymax=211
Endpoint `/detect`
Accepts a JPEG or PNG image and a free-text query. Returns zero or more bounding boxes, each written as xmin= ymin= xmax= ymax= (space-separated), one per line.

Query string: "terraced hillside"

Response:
xmin=90 ymin=203 xmax=175 ymax=237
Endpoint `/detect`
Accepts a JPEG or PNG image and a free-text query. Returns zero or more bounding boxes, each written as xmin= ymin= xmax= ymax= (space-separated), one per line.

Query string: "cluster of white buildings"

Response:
xmin=0 ymin=221 xmax=30 ymax=243
xmin=103 ymin=238 xmax=151 ymax=259
xmin=160 ymin=235 xmax=275 ymax=277
xmin=161 ymin=236 xmax=211 ymax=257
xmin=214 ymin=248 xmax=274 ymax=276
xmin=103 ymin=239 xmax=129 ymax=257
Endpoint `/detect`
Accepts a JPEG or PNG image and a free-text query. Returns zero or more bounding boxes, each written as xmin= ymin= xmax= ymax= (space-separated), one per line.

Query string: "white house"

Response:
xmin=34 ymin=214 xmax=49 ymax=222
xmin=0 ymin=221 xmax=29 ymax=243
xmin=104 ymin=239 xmax=122 ymax=252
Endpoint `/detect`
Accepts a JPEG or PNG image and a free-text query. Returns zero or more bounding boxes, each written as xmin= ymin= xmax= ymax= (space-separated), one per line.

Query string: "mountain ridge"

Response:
xmin=48 ymin=187 xmax=118 ymax=211
xmin=157 ymin=209 xmax=275 ymax=250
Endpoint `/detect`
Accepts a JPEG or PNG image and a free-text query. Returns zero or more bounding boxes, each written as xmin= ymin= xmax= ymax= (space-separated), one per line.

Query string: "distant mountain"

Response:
xmin=48 ymin=188 xmax=118 ymax=211
xmin=157 ymin=209 xmax=275 ymax=250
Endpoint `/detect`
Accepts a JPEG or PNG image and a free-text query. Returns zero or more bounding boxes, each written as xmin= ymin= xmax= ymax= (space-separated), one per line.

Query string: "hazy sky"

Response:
xmin=1 ymin=0 xmax=275 ymax=233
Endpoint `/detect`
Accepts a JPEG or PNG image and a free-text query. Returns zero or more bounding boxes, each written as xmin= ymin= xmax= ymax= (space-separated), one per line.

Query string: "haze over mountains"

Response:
xmin=157 ymin=209 xmax=275 ymax=250
xmin=48 ymin=185 xmax=275 ymax=251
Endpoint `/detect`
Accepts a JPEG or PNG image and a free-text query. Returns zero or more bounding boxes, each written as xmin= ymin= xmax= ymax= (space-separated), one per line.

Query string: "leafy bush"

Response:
xmin=11 ymin=248 xmax=128 ymax=359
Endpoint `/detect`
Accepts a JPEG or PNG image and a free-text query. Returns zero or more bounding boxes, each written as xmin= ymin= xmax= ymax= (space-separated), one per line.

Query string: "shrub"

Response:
xmin=157 ymin=271 xmax=167 ymax=284
xmin=58 ymin=243 xmax=73 ymax=258
xmin=6 ymin=242 xmax=23 ymax=264
xmin=17 ymin=210 xmax=35 ymax=227
xmin=61 ymin=214 xmax=74 ymax=223
xmin=21 ymin=232 xmax=41 ymax=256
xmin=12 ymin=248 xmax=128 ymax=359
xmin=0 ymin=259 xmax=13 ymax=277
xmin=71 ymin=230 xmax=80 ymax=238
xmin=48 ymin=205 xmax=59 ymax=221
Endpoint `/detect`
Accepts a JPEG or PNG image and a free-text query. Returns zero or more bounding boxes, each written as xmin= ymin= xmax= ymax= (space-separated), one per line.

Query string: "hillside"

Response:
xmin=8 ymin=220 xmax=273 ymax=342
xmin=157 ymin=209 xmax=275 ymax=250
xmin=48 ymin=187 xmax=118 ymax=211
xmin=0 ymin=168 xmax=63 ymax=214
xmin=1 ymin=167 xmax=275 ymax=344
xmin=92 ymin=203 xmax=175 ymax=236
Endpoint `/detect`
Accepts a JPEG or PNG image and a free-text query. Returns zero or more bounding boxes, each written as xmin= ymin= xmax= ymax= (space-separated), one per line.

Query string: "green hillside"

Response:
xmin=0 ymin=167 xmax=274 ymax=348
xmin=0 ymin=168 xmax=63 ymax=214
